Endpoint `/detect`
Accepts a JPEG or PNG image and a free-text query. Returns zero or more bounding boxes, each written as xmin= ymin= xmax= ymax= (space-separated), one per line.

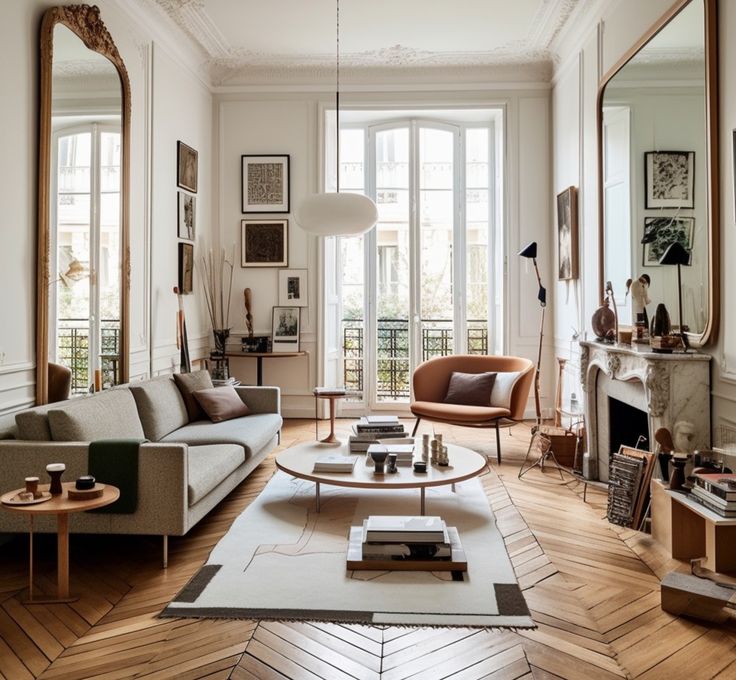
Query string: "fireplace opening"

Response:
xmin=608 ymin=396 xmax=649 ymax=453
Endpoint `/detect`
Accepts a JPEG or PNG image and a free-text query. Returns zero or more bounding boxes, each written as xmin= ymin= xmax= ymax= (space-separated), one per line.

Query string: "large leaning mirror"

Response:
xmin=37 ymin=5 xmax=130 ymax=403
xmin=597 ymin=0 xmax=719 ymax=347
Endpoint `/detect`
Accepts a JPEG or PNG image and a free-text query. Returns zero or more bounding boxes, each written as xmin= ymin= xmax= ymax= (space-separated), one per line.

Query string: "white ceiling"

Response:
xmin=144 ymin=0 xmax=582 ymax=86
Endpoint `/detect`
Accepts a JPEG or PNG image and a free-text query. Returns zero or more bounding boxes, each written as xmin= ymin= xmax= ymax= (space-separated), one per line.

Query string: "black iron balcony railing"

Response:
xmin=342 ymin=318 xmax=489 ymax=400
xmin=57 ymin=318 xmax=120 ymax=394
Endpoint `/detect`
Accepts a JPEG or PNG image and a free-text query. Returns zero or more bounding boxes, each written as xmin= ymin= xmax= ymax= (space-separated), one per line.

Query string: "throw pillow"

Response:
xmin=490 ymin=371 xmax=523 ymax=410
xmin=173 ymin=370 xmax=214 ymax=421
xmin=443 ymin=371 xmax=496 ymax=406
xmin=193 ymin=386 xmax=250 ymax=423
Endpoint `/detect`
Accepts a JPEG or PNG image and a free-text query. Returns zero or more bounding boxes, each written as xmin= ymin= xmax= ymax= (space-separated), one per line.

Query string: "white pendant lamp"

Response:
xmin=295 ymin=0 xmax=378 ymax=237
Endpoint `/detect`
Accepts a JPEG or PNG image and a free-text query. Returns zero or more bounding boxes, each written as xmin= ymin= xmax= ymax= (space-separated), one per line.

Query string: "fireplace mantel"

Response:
xmin=579 ymin=340 xmax=711 ymax=481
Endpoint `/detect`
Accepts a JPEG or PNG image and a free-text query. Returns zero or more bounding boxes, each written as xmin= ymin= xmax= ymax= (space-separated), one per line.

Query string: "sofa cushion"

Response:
xmin=47 ymin=389 xmax=146 ymax=441
xmin=129 ymin=377 xmax=189 ymax=441
xmin=194 ymin=386 xmax=251 ymax=423
xmin=410 ymin=400 xmax=510 ymax=424
xmin=15 ymin=403 xmax=57 ymax=441
xmin=161 ymin=413 xmax=282 ymax=457
xmin=173 ymin=370 xmax=213 ymax=421
xmin=444 ymin=371 xmax=496 ymax=406
xmin=187 ymin=444 xmax=245 ymax=506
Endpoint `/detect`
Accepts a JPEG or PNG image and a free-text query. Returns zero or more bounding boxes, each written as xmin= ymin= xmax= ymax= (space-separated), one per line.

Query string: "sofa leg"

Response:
xmin=411 ymin=418 xmax=421 ymax=436
xmin=495 ymin=421 xmax=502 ymax=464
xmin=162 ymin=535 xmax=168 ymax=569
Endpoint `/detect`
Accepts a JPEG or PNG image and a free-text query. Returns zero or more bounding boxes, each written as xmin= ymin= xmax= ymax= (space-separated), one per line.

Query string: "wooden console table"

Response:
xmin=651 ymin=479 xmax=736 ymax=573
xmin=226 ymin=351 xmax=306 ymax=386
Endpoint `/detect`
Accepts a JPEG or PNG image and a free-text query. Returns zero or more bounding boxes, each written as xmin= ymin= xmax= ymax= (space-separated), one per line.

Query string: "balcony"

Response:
xmin=57 ymin=318 xmax=120 ymax=394
xmin=342 ymin=318 xmax=489 ymax=401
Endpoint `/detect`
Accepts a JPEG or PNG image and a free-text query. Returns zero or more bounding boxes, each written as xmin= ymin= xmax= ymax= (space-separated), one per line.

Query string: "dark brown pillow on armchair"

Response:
xmin=443 ymin=371 xmax=497 ymax=406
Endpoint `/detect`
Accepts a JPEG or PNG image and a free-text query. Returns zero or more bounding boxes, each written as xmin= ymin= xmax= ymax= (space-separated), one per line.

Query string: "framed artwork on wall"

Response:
xmin=177 ymin=191 xmax=195 ymax=241
xmin=177 ymin=141 xmax=198 ymax=193
xmin=271 ymin=306 xmax=300 ymax=352
xmin=278 ymin=269 xmax=308 ymax=307
xmin=241 ymin=154 xmax=290 ymax=213
xmin=642 ymin=216 xmax=694 ymax=266
xmin=241 ymin=219 xmax=288 ymax=267
xmin=644 ymin=150 xmax=694 ymax=209
xmin=178 ymin=242 xmax=194 ymax=293
xmin=556 ymin=186 xmax=578 ymax=280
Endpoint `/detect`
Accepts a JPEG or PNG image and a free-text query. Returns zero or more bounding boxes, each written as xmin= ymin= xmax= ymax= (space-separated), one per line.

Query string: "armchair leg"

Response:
xmin=163 ymin=535 xmax=168 ymax=569
xmin=495 ymin=421 xmax=502 ymax=464
xmin=411 ymin=418 xmax=421 ymax=437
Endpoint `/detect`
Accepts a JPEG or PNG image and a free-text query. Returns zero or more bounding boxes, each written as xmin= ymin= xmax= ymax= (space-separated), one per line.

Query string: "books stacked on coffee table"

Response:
xmin=367 ymin=443 xmax=415 ymax=466
xmin=347 ymin=515 xmax=467 ymax=571
xmin=312 ymin=455 xmax=358 ymax=473
xmin=691 ymin=473 xmax=736 ymax=518
xmin=349 ymin=415 xmax=407 ymax=454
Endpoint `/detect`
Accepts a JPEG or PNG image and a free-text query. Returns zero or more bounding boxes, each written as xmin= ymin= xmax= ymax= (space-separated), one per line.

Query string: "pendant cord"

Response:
xmin=336 ymin=0 xmax=340 ymax=193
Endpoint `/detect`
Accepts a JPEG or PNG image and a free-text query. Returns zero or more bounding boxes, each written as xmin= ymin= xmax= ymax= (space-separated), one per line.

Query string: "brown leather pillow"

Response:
xmin=193 ymin=386 xmax=250 ymax=423
xmin=443 ymin=371 xmax=497 ymax=406
xmin=173 ymin=370 xmax=214 ymax=421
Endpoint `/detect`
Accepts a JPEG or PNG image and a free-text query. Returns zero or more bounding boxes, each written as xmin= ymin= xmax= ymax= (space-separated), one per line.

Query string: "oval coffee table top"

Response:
xmin=276 ymin=441 xmax=488 ymax=490
xmin=0 ymin=482 xmax=120 ymax=515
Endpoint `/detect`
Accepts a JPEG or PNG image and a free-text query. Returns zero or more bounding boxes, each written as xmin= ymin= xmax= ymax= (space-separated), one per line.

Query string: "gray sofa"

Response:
xmin=0 ymin=373 xmax=282 ymax=566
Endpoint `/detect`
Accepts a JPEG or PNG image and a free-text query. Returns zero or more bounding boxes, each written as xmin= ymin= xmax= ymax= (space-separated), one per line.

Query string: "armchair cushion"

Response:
xmin=490 ymin=371 xmax=523 ymax=410
xmin=411 ymin=401 xmax=510 ymax=424
xmin=444 ymin=371 xmax=496 ymax=406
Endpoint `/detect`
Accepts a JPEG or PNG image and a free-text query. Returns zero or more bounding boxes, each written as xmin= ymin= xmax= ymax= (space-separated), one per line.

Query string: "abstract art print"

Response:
xmin=177 ymin=191 xmax=196 ymax=241
xmin=178 ymin=242 xmax=194 ymax=294
xmin=278 ymin=269 xmax=308 ymax=307
xmin=645 ymin=151 xmax=694 ymax=208
xmin=642 ymin=216 xmax=694 ymax=266
xmin=177 ymin=141 xmax=198 ymax=194
xmin=271 ymin=306 xmax=300 ymax=352
xmin=241 ymin=219 xmax=288 ymax=267
xmin=556 ymin=186 xmax=578 ymax=280
xmin=241 ymin=155 xmax=290 ymax=213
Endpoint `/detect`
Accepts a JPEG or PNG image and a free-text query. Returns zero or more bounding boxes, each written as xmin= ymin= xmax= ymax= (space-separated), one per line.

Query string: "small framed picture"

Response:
xmin=642 ymin=216 xmax=694 ymax=266
xmin=177 ymin=141 xmax=198 ymax=194
xmin=556 ymin=186 xmax=578 ymax=280
xmin=644 ymin=151 xmax=694 ymax=209
xmin=241 ymin=219 xmax=288 ymax=267
xmin=271 ymin=306 xmax=300 ymax=352
xmin=177 ymin=191 xmax=196 ymax=241
xmin=278 ymin=269 xmax=308 ymax=307
xmin=178 ymin=242 xmax=194 ymax=293
xmin=241 ymin=154 xmax=290 ymax=213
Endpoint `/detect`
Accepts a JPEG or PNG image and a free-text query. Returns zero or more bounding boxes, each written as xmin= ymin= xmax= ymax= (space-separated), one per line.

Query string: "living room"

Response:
xmin=1 ymin=0 xmax=735 ymax=678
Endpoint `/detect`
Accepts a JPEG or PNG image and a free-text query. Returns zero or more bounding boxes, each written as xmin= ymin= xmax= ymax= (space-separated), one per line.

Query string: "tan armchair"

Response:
xmin=410 ymin=355 xmax=534 ymax=463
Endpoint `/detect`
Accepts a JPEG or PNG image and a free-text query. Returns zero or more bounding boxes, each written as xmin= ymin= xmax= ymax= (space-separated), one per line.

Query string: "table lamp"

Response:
xmin=658 ymin=241 xmax=691 ymax=350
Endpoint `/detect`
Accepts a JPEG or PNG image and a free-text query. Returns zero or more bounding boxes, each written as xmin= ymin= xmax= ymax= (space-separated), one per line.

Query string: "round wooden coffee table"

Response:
xmin=276 ymin=441 xmax=488 ymax=515
xmin=1 ymin=482 xmax=119 ymax=603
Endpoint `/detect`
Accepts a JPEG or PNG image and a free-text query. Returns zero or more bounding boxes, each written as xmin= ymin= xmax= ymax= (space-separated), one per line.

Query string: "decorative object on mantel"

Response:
xmin=649 ymin=302 xmax=681 ymax=353
xmin=295 ymin=0 xmax=378 ymax=237
xmin=651 ymin=303 xmax=672 ymax=337
xmin=626 ymin=274 xmax=651 ymax=339
xmin=659 ymin=241 xmax=692 ymax=350
xmin=591 ymin=297 xmax=615 ymax=342
xmin=199 ymin=247 xmax=235 ymax=380
xmin=605 ymin=281 xmax=619 ymax=340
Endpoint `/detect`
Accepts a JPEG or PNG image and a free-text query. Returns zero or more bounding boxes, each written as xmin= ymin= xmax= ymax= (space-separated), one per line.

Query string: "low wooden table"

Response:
xmin=276 ymin=441 xmax=488 ymax=515
xmin=312 ymin=389 xmax=348 ymax=444
xmin=1 ymin=482 xmax=119 ymax=603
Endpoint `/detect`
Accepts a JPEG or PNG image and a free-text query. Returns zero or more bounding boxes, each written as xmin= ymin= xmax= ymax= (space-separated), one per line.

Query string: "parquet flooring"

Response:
xmin=1 ymin=419 xmax=735 ymax=679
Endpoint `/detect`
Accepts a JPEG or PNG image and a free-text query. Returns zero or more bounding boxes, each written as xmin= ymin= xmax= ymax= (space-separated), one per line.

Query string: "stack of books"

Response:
xmin=349 ymin=416 xmax=407 ymax=453
xmin=691 ymin=473 xmax=736 ymax=517
xmin=367 ymin=443 xmax=415 ymax=466
xmin=347 ymin=515 xmax=467 ymax=571
xmin=312 ymin=455 xmax=358 ymax=473
xmin=212 ymin=377 xmax=241 ymax=387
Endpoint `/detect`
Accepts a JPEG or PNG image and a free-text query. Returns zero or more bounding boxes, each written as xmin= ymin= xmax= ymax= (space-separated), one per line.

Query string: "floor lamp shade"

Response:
xmin=296 ymin=192 xmax=378 ymax=237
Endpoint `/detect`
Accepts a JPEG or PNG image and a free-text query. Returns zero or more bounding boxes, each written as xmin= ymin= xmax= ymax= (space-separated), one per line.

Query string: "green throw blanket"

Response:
xmin=88 ymin=439 xmax=145 ymax=514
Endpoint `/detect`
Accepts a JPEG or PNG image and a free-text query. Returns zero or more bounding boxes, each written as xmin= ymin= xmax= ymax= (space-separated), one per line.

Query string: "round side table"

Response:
xmin=313 ymin=389 xmax=348 ymax=444
xmin=1 ymin=481 xmax=119 ymax=603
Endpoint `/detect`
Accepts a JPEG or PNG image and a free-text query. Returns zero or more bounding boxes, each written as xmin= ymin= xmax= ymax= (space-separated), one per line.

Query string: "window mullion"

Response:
xmin=454 ymin=127 xmax=466 ymax=355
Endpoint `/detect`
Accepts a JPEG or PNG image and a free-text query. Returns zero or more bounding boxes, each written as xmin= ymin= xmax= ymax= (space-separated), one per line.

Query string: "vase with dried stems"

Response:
xmin=198 ymin=247 xmax=235 ymax=358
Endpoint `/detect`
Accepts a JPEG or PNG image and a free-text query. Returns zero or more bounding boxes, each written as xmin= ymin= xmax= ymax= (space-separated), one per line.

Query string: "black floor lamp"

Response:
xmin=517 ymin=241 xmax=565 ymax=479
xmin=658 ymin=241 xmax=691 ymax=350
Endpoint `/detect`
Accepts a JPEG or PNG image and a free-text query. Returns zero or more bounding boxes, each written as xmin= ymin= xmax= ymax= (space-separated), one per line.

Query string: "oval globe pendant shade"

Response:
xmin=296 ymin=192 xmax=378 ymax=236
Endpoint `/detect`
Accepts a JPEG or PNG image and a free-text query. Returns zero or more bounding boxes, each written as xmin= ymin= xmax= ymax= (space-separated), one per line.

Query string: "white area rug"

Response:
xmin=162 ymin=470 xmax=533 ymax=628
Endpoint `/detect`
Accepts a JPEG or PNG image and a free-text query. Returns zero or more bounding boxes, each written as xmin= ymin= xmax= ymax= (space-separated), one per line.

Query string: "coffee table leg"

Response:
xmin=420 ymin=488 xmax=425 ymax=516
xmin=316 ymin=482 xmax=321 ymax=513
xmin=57 ymin=513 xmax=70 ymax=599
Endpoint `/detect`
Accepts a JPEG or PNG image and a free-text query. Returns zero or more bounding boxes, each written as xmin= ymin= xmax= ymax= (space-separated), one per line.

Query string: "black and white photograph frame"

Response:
xmin=271 ymin=306 xmax=300 ymax=353
xmin=642 ymin=216 xmax=694 ymax=266
xmin=177 ymin=141 xmax=198 ymax=194
xmin=178 ymin=242 xmax=194 ymax=294
xmin=241 ymin=154 xmax=290 ymax=213
xmin=556 ymin=186 xmax=578 ymax=280
xmin=644 ymin=150 xmax=695 ymax=209
xmin=177 ymin=191 xmax=196 ymax=241
xmin=241 ymin=219 xmax=288 ymax=267
xmin=278 ymin=269 xmax=308 ymax=307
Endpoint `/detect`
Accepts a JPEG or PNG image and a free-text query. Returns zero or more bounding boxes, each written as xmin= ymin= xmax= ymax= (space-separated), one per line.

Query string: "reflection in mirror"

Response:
xmin=599 ymin=0 xmax=716 ymax=344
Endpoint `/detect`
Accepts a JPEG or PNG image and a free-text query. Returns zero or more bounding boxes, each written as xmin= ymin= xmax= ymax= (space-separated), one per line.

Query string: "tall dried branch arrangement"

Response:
xmin=197 ymin=246 xmax=235 ymax=331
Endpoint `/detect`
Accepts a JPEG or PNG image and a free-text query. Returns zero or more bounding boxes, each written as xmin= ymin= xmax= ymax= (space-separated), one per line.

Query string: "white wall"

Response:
xmin=551 ymin=0 xmax=736 ymax=438
xmin=216 ymin=89 xmax=553 ymax=418
xmin=0 ymin=0 xmax=215 ymax=413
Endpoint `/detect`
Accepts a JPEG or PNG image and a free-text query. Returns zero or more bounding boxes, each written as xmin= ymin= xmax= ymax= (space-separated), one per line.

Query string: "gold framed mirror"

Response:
xmin=597 ymin=0 xmax=719 ymax=347
xmin=37 ymin=5 xmax=130 ymax=403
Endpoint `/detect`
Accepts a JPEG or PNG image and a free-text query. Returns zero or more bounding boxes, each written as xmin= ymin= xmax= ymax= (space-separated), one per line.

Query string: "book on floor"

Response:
xmin=363 ymin=516 xmax=448 ymax=543
xmin=312 ymin=455 xmax=358 ymax=473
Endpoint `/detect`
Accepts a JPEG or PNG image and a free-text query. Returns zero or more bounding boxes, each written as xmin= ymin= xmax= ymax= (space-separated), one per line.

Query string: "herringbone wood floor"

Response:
xmin=1 ymin=419 xmax=735 ymax=680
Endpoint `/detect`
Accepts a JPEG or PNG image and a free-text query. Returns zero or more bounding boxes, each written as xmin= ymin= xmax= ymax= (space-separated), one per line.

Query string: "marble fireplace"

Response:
xmin=580 ymin=341 xmax=711 ymax=481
